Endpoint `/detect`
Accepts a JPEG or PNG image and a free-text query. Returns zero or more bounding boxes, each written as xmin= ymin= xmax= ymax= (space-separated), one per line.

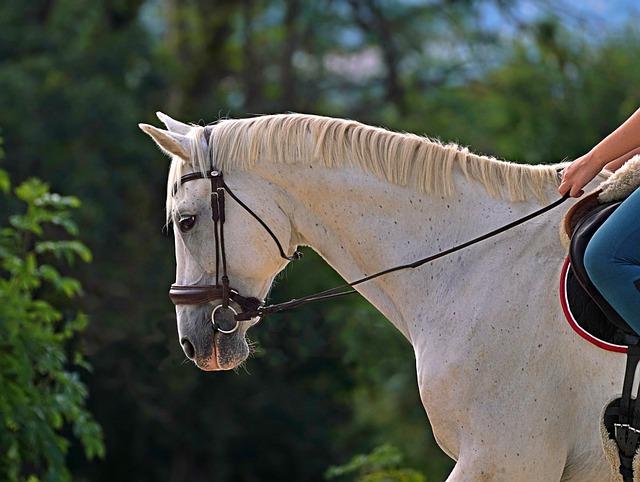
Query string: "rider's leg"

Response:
xmin=584 ymin=186 xmax=640 ymax=334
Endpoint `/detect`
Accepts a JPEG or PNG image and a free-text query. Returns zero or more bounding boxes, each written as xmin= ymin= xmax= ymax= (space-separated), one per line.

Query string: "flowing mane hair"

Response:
xmin=167 ymin=113 xmax=560 ymax=215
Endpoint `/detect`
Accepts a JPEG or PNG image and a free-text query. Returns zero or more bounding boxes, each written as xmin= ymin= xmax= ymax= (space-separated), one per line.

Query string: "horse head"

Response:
xmin=140 ymin=113 xmax=297 ymax=370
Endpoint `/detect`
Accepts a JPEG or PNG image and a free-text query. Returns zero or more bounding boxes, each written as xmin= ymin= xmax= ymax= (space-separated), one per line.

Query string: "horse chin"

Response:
xmin=196 ymin=332 xmax=249 ymax=371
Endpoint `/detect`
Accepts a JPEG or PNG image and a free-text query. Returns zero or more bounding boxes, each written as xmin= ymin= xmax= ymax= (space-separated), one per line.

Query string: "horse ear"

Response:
xmin=156 ymin=111 xmax=191 ymax=135
xmin=139 ymin=123 xmax=190 ymax=160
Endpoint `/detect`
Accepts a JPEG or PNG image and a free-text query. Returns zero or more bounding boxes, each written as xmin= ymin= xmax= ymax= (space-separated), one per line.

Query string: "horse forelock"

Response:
xmin=165 ymin=113 xmax=561 ymax=220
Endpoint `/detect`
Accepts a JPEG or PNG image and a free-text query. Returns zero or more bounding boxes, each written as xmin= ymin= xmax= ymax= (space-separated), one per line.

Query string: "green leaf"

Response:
xmin=9 ymin=214 xmax=42 ymax=235
xmin=0 ymin=169 xmax=10 ymax=193
xmin=326 ymin=445 xmax=416 ymax=480
xmin=50 ymin=215 xmax=79 ymax=236
xmin=35 ymin=241 xmax=92 ymax=264
xmin=35 ymin=193 xmax=81 ymax=209
xmin=14 ymin=178 xmax=49 ymax=204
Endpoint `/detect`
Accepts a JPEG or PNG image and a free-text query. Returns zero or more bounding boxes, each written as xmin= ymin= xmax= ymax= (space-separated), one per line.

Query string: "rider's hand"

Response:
xmin=558 ymin=152 xmax=604 ymax=198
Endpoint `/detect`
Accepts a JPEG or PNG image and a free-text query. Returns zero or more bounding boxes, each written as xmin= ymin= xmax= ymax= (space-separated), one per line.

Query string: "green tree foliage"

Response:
xmin=0 ymin=151 xmax=103 ymax=481
xmin=326 ymin=444 xmax=426 ymax=482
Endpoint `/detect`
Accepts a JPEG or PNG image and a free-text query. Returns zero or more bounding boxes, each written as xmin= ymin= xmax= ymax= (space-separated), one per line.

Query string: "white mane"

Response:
xmin=167 ymin=113 xmax=560 ymax=215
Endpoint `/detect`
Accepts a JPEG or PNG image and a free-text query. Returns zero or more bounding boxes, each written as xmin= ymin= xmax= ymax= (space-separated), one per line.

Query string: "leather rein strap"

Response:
xmin=236 ymin=192 xmax=571 ymax=320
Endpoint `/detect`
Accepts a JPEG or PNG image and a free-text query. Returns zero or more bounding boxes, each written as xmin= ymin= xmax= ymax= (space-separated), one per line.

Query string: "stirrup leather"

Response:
xmin=604 ymin=342 xmax=640 ymax=482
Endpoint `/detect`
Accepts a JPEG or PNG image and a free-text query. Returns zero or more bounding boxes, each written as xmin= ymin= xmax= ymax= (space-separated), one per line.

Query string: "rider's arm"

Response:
xmin=590 ymin=108 xmax=640 ymax=168
xmin=559 ymin=107 xmax=640 ymax=197
xmin=604 ymin=146 xmax=640 ymax=172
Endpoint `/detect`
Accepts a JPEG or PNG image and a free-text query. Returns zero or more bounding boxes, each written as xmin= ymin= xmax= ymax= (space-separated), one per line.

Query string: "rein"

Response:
xmin=235 ymin=193 xmax=570 ymax=320
xmin=169 ymin=167 xmax=569 ymax=328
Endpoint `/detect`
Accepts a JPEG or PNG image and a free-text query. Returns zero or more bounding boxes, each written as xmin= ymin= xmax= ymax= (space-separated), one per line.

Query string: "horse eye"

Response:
xmin=178 ymin=215 xmax=197 ymax=232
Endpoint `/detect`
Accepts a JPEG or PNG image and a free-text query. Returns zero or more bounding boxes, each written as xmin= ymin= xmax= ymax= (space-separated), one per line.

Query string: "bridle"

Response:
xmin=169 ymin=169 xmax=302 ymax=334
xmin=169 ymin=162 xmax=569 ymax=335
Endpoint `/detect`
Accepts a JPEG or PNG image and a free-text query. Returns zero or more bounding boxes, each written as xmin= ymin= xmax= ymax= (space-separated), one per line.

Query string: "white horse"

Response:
xmin=140 ymin=112 xmax=623 ymax=481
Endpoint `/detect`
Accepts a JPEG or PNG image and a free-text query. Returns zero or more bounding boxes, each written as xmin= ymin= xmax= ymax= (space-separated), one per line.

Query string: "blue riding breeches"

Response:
xmin=584 ymin=186 xmax=640 ymax=335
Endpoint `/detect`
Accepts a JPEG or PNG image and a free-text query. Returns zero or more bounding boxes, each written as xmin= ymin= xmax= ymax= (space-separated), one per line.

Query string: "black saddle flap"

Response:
xmin=568 ymin=201 xmax=636 ymax=337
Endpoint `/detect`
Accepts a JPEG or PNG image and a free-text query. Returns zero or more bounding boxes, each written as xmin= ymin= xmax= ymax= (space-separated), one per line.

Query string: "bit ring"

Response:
xmin=211 ymin=304 xmax=239 ymax=334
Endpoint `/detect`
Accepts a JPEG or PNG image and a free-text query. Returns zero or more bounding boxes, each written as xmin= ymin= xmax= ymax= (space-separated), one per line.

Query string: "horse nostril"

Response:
xmin=181 ymin=338 xmax=195 ymax=359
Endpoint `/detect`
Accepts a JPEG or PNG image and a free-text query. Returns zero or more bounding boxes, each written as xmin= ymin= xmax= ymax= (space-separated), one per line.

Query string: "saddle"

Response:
xmin=565 ymin=192 xmax=637 ymax=344
xmin=565 ymin=190 xmax=640 ymax=482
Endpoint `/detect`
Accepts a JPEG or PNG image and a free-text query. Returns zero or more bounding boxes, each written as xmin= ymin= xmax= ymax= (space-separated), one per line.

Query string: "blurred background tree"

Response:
xmin=0 ymin=0 xmax=639 ymax=481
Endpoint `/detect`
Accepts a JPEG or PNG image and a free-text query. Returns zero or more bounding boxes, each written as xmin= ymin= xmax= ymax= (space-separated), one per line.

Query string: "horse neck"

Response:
xmin=252 ymin=161 xmax=565 ymax=343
